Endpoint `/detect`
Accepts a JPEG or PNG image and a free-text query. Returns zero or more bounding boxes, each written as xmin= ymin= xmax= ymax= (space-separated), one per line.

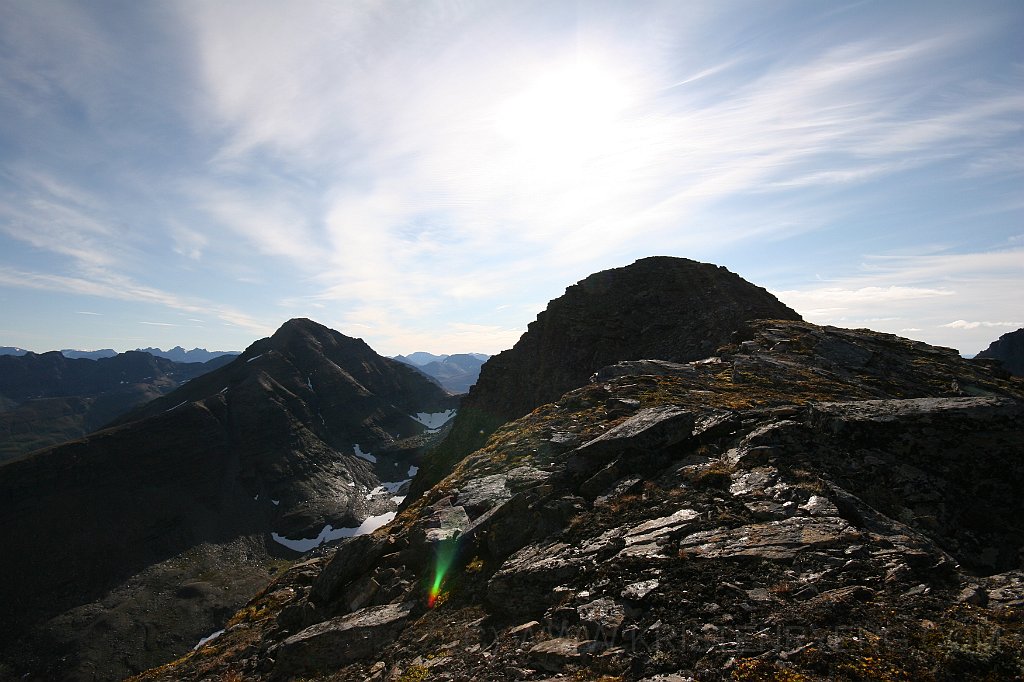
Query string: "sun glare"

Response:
xmin=493 ymin=58 xmax=636 ymax=183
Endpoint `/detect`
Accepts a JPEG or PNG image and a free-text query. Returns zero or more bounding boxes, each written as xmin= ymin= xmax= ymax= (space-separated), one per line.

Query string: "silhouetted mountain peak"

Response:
xmin=976 ymin=327 xmax=1024 ymax=376
xmin=413 ymin=256 xmax=802 ymax=496
xmin=265 ymin=317 xmax=372 ymax=357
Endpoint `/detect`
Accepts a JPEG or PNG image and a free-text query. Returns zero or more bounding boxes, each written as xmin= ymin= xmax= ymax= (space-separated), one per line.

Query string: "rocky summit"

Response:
xmin=132 ymin=265 xmax=1024 ymax=681
xmin=976 ymin=327 xmax=1024 ymax=377
xmin=0 ymin=318 xmax=456 ymax=682
xmin=412 ymin=256 xmax=801 ymax=498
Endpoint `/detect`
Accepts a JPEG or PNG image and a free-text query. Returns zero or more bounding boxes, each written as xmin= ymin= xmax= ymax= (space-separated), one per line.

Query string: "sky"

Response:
xmin=0 ymin=0 xmax=1021 ymax=357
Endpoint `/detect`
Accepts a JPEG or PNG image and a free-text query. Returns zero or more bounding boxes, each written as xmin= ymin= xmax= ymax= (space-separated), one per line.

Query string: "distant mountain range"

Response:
xmin=134 ymin=346 xmax=240 ymax=363
xmin=0 ymin=351 xmax=233 ymax=461
xmin=59 ymin=348 xmax=117 ymax=359
xmin=393 ymin=351 xmax=488 ymax=366
xmin=393 ymin=352 xmax=489 ymax=394
xmin=1 ymin=346 xmax=239 ymax=362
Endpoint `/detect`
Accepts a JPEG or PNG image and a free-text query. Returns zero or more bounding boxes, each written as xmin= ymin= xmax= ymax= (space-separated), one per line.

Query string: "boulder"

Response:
xmin=809 ymin=397 xmax=1021 ymax=436
xmin=569 ymin=406 xmax=695 ymax=469
xmin=591 ymin=359 xmax=698 ymax=382
xmin=528 ymin=638 xmax=605 ymax=672
xmin=577 ymin=597 xmax=626 ymax=637
xmin=488 ymin=542 xmax=598 ymax=617
xmin=617 ymin=508 xmax=700 ymax=560
xmin=310 ymin=533 xmax=391 ymax=606
xmin=273 ymin=601 xmax=416 ymax=675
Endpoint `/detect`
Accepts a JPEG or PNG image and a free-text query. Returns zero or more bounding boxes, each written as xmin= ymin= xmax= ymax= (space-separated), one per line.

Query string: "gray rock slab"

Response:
xmin=809 ymin=397 xmax=1021 ymax=435
xmin=616 ymin=508 xmax=701 ymax=561
xmin=679 ymin=517 xmax=856 ymax=561
xmin=572 ymin=406 xmax=695 ymax=465
xmin=274 ymin=601 xmax=415 ymax=675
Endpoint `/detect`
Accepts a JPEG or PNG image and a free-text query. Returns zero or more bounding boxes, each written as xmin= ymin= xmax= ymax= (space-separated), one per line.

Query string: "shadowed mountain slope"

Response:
xmin=0 ymin=318 xmax=456 ymax=681
xmin=0 ymin=351 xmax=232 ymax=461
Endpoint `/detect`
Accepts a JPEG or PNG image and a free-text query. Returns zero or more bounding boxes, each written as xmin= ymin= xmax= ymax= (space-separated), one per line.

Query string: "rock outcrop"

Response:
xmin=412 ymin=256 xmax=801 ymax=498
xmin=136 ymin=319 xmax=1024 ymax=682
xmin=976 ymin=327 xmax=1024 ymax=376
xmin=0 ymin=318 xmax=456 ymax=681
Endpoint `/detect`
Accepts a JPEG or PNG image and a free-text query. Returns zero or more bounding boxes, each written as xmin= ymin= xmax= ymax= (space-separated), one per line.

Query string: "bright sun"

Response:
xmin=493 ymin=58 xmax=636 ymax=184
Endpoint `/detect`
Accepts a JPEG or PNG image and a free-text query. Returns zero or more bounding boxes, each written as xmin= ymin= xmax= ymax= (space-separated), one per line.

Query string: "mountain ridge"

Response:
xmin=411 ymin=256 xmax=802 ymax=499
xmin=394 ymin=352 xmax=489 ymax=394
xmin=0 ymin=318 xmax=457 ymax=681
xmin=0 ymin=351 xmax=233 ymax=461
xmin=133 ymin=318 xmax=1024 ymax=681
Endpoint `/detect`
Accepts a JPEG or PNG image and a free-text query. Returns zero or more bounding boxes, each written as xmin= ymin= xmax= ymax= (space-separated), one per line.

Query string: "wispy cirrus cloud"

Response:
xmin=0 ymin=265 xmax=273 ymax=336
xmin=773 ymin=246 xmax=1024 ymax=353
xmin=1 ymin=2 xmax=1022 ymax=354
xmin=181 ymin=1 xmax=1024 ymax=295
xmin=942 ymin=320 xmax=1022 ymax=330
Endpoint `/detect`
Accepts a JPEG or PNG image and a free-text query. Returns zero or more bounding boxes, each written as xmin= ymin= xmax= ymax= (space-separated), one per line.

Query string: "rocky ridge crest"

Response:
xmin=976 ymin=327 xmax=1024 ymax=377
xmin=413 ymin=257 xmax=801 ymax=499
xmin=139 ymin=318 xmax=1024 ymax=681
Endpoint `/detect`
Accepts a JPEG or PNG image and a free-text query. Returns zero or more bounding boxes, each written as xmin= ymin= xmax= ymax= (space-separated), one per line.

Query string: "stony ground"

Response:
xmin=133 ymin=321 xmax=1024 ymax=681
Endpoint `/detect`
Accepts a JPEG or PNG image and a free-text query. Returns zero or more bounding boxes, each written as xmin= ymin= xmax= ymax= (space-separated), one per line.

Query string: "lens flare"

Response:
xmin=427 ymin=537 xmax=458 ymax=608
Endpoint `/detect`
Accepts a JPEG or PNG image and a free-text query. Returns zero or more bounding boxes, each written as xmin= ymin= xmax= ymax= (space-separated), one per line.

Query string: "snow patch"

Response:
xmin=407 ymin=465 xmax=419 ymax=477
xmin=353 ymin=444 xmax=376 ymax=463
xmin=246 ymin=353 xmax=263 ymax=363
xmin=391 ymin=496 xmax=406 ymax=505
xmin=166 ymin=401 xmax=187 ymax=412
xmin=270 ymin=512 xmax=397 ymax=552
xmin=306 ymin=376 xmax=313 ymax=391
xmin=194 ymin=629 xmax=224 ymax=650
xmin=364 ymin=478 xmax=409 ymax=500
xmin=272 ymin=499 xmax=280 ymax=506
xmin=411 ymin=409 xmax=457 ymax=430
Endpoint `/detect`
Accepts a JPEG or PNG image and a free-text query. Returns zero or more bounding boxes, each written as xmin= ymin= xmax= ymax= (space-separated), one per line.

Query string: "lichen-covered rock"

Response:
xmin=310 ymin=533 xmax=391 ymax=606
xmin=577 ymin=597 xmax=626 ymax=636
xmin=487 ymin=542 xmax=598 ymax=618
xmin=617 ymin=509 xmax=700 ymax=560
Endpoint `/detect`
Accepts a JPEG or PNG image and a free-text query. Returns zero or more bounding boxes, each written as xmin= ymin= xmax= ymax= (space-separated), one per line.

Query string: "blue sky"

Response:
xmin=0 ymin=0 xmax=1021 ymax=356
